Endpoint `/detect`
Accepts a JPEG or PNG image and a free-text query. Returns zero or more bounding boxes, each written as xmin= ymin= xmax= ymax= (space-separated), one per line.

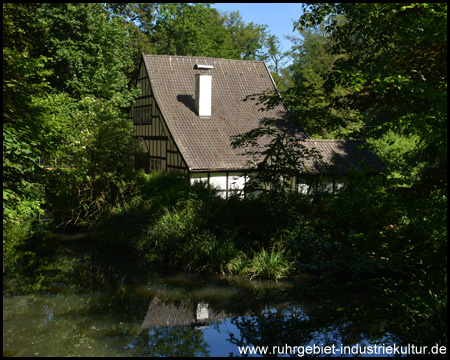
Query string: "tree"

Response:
xmin=295 ymin=3 xmax=447 ymax=189
xmin=26 ymin=4 xmax=141 ymax=227
xmin=3 ymin=3 xmax=49 ymax=225
xmin=149 ymin=3 xmax=214 ymax=56
xmin=31 ymin=4 xmax=136 ymax=101
xmin=263 ymin=35 xmax=289 ymax=75
xmin=3 ymin=3 xmax=54 ymax=273
xmin=293 ymin=3 xmax=447 ymax=346
xmin=4 ymin=3 xmax=141 ymax=231
xmin=268 ymin=24 xmax=360 ymax=139
xmin=110 ymin=4 xmax=268 ymax=61
xmin=138 ymin=4 xmax=268 ymax=60
xmin=222 ymin=10 xmax=268 ymax=60
xmin=259 ymin=34 xmax=292 ymax=92
xmin=106 ymin=3 xmax=155 ymax=83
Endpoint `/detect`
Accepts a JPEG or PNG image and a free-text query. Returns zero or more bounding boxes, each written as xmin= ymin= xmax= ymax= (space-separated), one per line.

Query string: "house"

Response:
xmin=131 ymin=54 xmax=384 ymax=198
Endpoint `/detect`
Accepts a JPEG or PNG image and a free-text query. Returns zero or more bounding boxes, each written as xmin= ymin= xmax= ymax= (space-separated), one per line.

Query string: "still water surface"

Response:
xmin=4 ymin=272 xmax=398 ymax=357
xmin=4 ymin=233 xmax=400 ymax=357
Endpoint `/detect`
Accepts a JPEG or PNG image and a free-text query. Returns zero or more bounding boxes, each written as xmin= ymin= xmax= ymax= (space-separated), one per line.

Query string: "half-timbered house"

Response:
xmin=130 ymin=54 xmax=384 ymax=198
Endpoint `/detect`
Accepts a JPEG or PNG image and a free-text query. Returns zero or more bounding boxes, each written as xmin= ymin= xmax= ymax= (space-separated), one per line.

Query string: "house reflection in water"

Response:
xmin=141 ymin=297 xmax=252 ymax=329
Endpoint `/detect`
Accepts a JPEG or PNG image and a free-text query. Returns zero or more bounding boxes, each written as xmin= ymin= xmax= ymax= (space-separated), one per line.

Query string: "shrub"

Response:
xmin=95 ymin=171 xmax=303 ymax=281
xmin=3 ymin=218 xmax=34 ymax=274
xmin=3 ymin=187 xmax=49 ymax=275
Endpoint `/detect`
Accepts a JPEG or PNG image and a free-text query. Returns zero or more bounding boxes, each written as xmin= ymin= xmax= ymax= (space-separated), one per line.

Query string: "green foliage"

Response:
xmin=3 ymin=126 xmax=45 ymax=224
xmin=3 ymin=3 xmax=142 ymax=275
xmin=290 ymin=181 xmax=447 ymax=346
xmin=39 ymin=95 xmax=140 ymax=228
xmin=134 ymin=189 xmax=240 ymax=274
xmin=3 ymin=216 xmax=34 ymax=274
xmin=94 ymin=172 xmax=299 ymax=281
xmin=4 ymin=2 xmax=446 ymax=348
xmin=32 ymin=4 xmax=137 ymax=101
xmin=181 ymin=233 xmax=238 ymax=274
xmin=3 ymin=4 xmax=49 ymax=226
xmin=150 ymin=3 xmax=225 ymax=57
xmin=282 ymin=6 xmax=447 ymax=344
xmin=221 ymin=10 xmax=268 ymax=60
xmin=113 ymin=4 xmax=268 ymax=60
xmin=93 ymin=171 xmax=190 ymax=251
xmin=296 ymin=3 xmax=447 ymax=189
xmin=368 ymin=130 xmax=422 ymax=183
xmin=276 ymin=24 xmax=361 ymax=138
xmin=141 ymin=195 xmax=206 ymax=260
xmin=261 ymin=34 xmax=290 ymax=76
xmin=3 ymin=3 xmax=53 ymax=272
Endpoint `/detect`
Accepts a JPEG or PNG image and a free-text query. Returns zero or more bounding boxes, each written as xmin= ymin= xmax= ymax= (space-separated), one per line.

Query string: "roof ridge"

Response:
xmin=143 ymin=54 xmax=264 ymax=64
xmin=306 ymin=139 xmax=366 ymax=142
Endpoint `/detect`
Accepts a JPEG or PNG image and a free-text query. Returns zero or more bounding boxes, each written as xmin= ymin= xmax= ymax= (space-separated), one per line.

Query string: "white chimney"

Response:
xmin=195 ymin=64 xmax=214 ymax=117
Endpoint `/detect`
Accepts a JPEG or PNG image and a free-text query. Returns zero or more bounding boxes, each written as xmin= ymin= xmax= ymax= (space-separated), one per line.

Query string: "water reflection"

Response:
xmin=141 ymin=297 xmax=233 ymax=328
xmin=3 ymin=272 xmax=401 ymax=357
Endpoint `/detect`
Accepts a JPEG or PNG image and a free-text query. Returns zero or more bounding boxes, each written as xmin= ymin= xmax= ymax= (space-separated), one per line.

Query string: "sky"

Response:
xmin=211 ymin=3 xmax=304 ymax=54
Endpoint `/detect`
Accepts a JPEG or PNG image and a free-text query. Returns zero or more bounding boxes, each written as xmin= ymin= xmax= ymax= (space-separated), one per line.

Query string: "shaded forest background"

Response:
xmin=3 ymin=3 xmax=447 ymax=347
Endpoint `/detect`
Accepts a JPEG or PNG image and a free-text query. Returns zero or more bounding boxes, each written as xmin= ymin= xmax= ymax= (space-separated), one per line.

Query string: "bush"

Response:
xmin=3 ymin=187 xmax=50 ymax=275
xmin=93 ymin=171 xmax=189 ymax=253
xmin=136 ymin=195 xmax=205 ymax=263
xmin=3 ymin=218 xmax=34 ymax=274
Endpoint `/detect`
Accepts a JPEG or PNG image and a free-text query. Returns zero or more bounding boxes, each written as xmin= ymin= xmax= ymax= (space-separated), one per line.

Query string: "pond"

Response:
xmin=3 ymin=233 xmax=405 ymax=357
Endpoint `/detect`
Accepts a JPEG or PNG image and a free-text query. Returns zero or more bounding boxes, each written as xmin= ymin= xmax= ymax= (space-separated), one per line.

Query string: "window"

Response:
xmin=150 ymin=159 xmax=161 ymax=171
xmin=135 ymin=153 xmax=150 ymax=173
xmin=133 ymin=107 xmax=152 ymax=125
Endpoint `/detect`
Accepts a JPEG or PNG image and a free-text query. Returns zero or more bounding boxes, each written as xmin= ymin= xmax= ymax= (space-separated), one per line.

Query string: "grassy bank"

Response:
xmin=93 ymin=171 xmax=298 ymax=280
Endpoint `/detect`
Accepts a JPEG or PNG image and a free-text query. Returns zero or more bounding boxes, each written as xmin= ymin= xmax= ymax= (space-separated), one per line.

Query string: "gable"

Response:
xmin=131 ymin=58 xmax=188 ymax=173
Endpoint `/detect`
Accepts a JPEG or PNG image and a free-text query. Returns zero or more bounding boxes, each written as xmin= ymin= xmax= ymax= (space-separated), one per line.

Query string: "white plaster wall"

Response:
xmin=190 ymin=172 xmax=248 ymax=198
xmin=190 ymin=172 xmax=348 ymax=197
xmin=190 ymin=173 xmax=208 ymax=185
xmin=209 ymin=173 xmax=227 ymax=190
xmin=297 ymin=183 xmax=311 ymax=195
xmin=228 ymin=173 xmax=246 ymax=190
xmin=317 ymin=181 xmax=334 ymax=193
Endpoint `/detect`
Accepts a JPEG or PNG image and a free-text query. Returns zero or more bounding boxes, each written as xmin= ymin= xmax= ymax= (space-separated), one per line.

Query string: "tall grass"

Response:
xmin=227 ymin=247 xmax=294 ymax=281
xmin=180 ymin=233 xmax=239 ymax=274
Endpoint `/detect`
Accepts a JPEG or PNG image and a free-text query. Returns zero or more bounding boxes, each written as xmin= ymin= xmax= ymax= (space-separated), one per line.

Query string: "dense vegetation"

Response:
xmin=3 ymin=3 xmax=446 ymax=348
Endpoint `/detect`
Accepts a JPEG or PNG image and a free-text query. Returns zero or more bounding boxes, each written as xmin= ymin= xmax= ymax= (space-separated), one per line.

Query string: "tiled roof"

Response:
xmin=143 ymin=55 xmax=384 ymax=174
xmin=301 ymin=139 xmax=386 ymax=174
xmin=143 ymin=55 xmax=307 ymax=171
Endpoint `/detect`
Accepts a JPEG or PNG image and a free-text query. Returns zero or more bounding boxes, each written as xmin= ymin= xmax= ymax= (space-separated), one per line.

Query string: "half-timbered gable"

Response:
xmin=131 ymin=57 xmax=188 ymax=174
